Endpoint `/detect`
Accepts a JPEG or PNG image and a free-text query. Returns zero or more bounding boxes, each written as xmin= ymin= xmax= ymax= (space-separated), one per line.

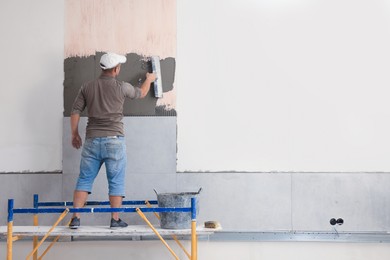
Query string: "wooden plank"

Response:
xmin=0 ymin=225 xmax=218 ymax=237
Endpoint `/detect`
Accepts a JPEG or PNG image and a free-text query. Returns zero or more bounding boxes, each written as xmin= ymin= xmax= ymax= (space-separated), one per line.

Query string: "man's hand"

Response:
xmin=146 ymin=72 xmax=157 ymax=82
xmin=70 ymin=113 xmax=82 ymax=149
xmin=72 ymin=133 xmax=82 ymax=149
xmin=139 ymin=72 xmax=157 ymax=98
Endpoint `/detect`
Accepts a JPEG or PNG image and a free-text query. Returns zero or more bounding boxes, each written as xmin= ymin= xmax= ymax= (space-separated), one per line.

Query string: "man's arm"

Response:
xmin=71 ymin=113 xmax=82 ymax=149
xmin=139 ymin=72 xmax=156 ymax=98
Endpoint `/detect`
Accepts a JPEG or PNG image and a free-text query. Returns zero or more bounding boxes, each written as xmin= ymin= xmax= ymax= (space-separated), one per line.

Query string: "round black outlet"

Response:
xmin=336 ymin=218 xmax=344 ymax=225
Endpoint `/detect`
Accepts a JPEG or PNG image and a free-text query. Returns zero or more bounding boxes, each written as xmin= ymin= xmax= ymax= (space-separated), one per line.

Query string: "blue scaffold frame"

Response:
xmin=6 ymin=194 xmax=199 ymax=260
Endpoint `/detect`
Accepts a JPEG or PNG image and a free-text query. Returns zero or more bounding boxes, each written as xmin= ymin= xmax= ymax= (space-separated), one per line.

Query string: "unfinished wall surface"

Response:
xmin=1 ymin=3 xmax=390 ymax=258
xmin=65 ymin=0 xmax=177 ymax=112
xmin=60 ymin=0 xmax=178 ymax=227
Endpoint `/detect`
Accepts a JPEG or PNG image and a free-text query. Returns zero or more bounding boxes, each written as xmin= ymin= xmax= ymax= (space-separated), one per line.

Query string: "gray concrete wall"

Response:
xmin=1 ymin=116 xmax=389 ymax=232
xmin=178 ymin=172 xmax=390 ymax=232
xmin=62 ymin=116 xmax=177 ymax=226
xmin=0 ymin=174 xmax=63 ymax=226
xmin=3 ymin=172 xmax=388 ymax=232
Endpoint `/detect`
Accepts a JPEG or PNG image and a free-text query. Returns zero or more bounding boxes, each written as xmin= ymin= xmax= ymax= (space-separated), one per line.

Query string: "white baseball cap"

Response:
xmin=100 ymin=53 xmax=127 ymax=70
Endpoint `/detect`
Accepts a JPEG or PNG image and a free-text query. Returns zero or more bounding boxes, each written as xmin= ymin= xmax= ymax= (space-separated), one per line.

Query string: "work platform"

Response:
xmin=0 ymin=225 xmax=216 ymax=238
xmin=2 ymin=194 xmax=219 ymax=260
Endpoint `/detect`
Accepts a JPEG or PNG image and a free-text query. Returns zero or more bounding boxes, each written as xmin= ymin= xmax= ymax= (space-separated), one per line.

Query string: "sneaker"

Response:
xmin=69 ymin=217 xmax=80 ymax=229
xmin=110 ymin=218 xmax=128 ymax=229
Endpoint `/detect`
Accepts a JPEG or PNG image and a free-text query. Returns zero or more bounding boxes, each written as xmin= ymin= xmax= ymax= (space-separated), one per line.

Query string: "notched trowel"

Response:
xmin=150 ymin=56 xmax=163 ymax=98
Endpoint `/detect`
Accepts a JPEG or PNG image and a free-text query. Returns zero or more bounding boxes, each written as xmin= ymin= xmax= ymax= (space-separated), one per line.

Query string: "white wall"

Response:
xmin=0 ymin=0 xmax=63 ymax=172
xmin=3 ymin=0 xmax=389 ymax=174
xmin=177 ymin=0 xmax=390 ymax=172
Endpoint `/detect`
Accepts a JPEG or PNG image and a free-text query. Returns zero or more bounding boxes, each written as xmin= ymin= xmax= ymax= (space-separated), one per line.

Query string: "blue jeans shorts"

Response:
xmin=75 ymin=136 xmax=126 ymax=197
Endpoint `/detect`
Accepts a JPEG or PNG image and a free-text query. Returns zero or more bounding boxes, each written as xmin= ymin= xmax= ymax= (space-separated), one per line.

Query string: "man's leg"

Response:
xmin=70 ymin=138 xmax=101 ymax=228
xmin=72 ymin=190 xmax=89 ymax=219
xmin=104 ymin=136 xmax=127 ymax=226
xmin=109 ymin=195 xmax=123 ymax=220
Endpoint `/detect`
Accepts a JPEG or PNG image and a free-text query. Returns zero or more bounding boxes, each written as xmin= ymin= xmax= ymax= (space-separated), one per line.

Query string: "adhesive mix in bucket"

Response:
xmin=155 ymin=189 xmax=201 ymax=229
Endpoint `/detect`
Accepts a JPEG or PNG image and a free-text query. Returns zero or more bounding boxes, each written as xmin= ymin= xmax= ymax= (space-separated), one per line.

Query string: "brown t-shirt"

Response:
xmin=71 ymin=75 xmax=141 ymax=139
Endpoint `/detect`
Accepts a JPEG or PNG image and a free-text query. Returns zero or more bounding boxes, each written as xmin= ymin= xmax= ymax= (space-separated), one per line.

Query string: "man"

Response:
xmin=69 ymin=52 xmax=156 ymax=229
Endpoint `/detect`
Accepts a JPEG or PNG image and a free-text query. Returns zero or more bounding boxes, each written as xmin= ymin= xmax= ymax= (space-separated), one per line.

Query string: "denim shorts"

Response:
xmin=75 ymin=136 xmax=126 ymax=197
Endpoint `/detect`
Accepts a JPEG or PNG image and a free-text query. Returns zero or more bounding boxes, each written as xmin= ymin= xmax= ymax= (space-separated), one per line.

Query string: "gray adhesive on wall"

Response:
xmin=63 ymin=55 xmax=96 ymax=116
xmin=63 ymin=52 xmax=176 ymax=116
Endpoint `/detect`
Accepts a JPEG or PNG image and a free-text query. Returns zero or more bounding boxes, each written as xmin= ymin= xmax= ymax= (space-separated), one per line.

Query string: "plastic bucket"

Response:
xmin=155 ymin=189 xmax=201 ymax=229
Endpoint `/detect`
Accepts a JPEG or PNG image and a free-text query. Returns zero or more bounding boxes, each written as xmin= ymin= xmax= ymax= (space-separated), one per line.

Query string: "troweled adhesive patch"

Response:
xmin=65 ymin=0 xmax=176 ymax=115
xmin=64 ymin=52 xmax=176 ymax=116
